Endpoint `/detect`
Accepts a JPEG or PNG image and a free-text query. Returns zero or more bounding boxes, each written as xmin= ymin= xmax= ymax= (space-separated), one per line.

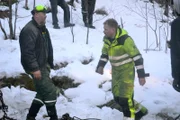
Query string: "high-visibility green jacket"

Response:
xmin=97 ymin=28 xmax=145 ymax=97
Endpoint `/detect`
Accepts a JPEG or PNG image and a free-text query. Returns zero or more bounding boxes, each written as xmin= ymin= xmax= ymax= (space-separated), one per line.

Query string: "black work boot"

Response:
xmin=135 ymin=108 xmax=148 ymax=120
xmin=46 ymin=105 xmax=58 ymax=120
xmin=53 ymin=25 xmax=60 ymax=29
xmin=64 ymin=23 xmax=75 ymax=28
xmin=60 ymin=113 xmax=74 ymax=120
xmin=88 ymin=15 xmax=95 ymax=29
xmin=84 ymin=23 xmax=95 ymax=29
xmin=26 ymin=103 xmax=43 ymax=120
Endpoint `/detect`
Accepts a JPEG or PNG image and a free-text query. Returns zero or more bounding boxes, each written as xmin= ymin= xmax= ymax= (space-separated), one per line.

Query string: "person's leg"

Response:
xmin=115 ymin=97 xmax=135 ymax=119
xmin=58 ymin=0 xmax=70 ymax=24
xmin=49 ymin=0 xmax=60 ymax=29
xmin=40 ymin=66 xmax=60 ymax=119
xmin=81 ymin=0 xmax=88 ymax=25
xmin=46 ymin=105 xmax=58 ymax=120
xmin=58 ymin=0 xmax=74 ymax=27
xmin=113 ymin=67 xmax=136 ymax=119
xmin=88 ymin=0 xmax=96 ymax=28
xmin=29 ymin=66 xmax=59 ymax=120
xmin=26 ymin=92 xmax=44 ymax=120
xmin=134 ymin=100 xmax=148 ymax=120
xmin=26 ymin=103 xmax=43 ymax=120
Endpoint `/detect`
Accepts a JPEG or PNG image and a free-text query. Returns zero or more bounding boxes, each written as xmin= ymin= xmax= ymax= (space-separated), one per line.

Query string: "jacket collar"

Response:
xmin=115 ymin=27 xmax=128 ymax=39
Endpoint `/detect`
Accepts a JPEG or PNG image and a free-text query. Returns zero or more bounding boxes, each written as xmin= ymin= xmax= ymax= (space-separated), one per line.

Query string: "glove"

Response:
xmin=96 ymin=66 xmax=104 ymax=75
xmin=166 ymin=40 xmax=171 ymax=48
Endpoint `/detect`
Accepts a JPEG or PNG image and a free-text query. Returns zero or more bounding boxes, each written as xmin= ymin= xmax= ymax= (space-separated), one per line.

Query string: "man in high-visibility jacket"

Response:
xmin=96 ymin=18 xmax=148 ymax=120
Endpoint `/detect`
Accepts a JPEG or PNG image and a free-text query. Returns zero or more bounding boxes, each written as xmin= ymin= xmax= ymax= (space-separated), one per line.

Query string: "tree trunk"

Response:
xmin=24 ymin=0 xmax=28 ymax=9
xmin=33 ymin=0 xmax=35 ymax=8
xmin=8 ymin=0 xmax=14 ymax=39
xmin=0 ymin=21 xmax=8 ymax=40
xmin=84 ymin=0 xmax=89 ymax=44
xmin=13 ymin=1 xmax=18 ymax=39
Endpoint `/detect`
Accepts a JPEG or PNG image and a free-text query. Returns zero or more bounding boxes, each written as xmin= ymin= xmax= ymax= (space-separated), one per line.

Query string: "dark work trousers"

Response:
xmin=26 ymin=66 xmax=59 ymax=120
xmin=50 ymin=0 xmax=70 ymax=26
xmin=114 ymin=96 xmax=135 ymax=118
xmin=81 ymin=0 xmax=96 ymax=25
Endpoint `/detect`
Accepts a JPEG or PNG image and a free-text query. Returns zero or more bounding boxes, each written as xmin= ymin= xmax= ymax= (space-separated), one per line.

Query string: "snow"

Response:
xmin=0 ymin=6 xmax=9 ymax=11
xmin=0 ymin=0 xmax=179 ymax=120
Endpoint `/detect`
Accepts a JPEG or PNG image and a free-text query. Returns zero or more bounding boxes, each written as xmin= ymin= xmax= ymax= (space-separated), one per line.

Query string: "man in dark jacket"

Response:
xmin=169 ymin=0 xmax=180 ymax=92
xmin=19 ymin=5 xmax=60 ymax=120
xmin=49 ymin=0 xmax=75 ymax=29
xmin=81 ymin=0 xmax=96 ymax=29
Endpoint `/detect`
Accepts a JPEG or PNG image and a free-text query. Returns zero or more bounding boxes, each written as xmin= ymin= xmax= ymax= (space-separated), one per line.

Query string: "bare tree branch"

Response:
xmin=24 ymin=0 xmax=28 ymax=9
xmin=0 ymin=20 xmax=8 ymax=40
xmin=8 ymin=0 xmax=14 ymax=39
xmin=13 ymin=1 xmax=18 ymax=39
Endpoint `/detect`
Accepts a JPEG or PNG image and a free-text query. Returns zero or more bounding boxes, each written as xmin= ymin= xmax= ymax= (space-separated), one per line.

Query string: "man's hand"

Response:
xmin=139 ymin=77 xmax=146 ymax=86
xmin=32 ymin=70 xmax=41 ymax=80
xmin=96 ymin=66 xmax=104 ymax=75
xmin=166 ymin=40 xmax=171 ymax=48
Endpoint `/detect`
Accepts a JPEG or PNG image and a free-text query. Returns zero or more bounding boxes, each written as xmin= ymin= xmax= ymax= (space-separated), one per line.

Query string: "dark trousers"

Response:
xmin=114 ymin=96 xmax=135 ymax=118
xmin=50 ymin=0 xmax=70 ymax=26
xmin=114 ymin=96 xmax=148 ymax=119
xmin=26 ymin=103 xmax=58 ymax=120
xmin=26 ymin=66 xmax=59 ymax=120
xmin=81 ymin=0 xmax=96 ymax=25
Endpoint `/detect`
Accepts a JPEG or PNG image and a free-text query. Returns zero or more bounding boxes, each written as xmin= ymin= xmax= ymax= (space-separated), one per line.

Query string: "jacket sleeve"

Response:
xmin=47 ymin=30 xmax=54 ymax=69
xmin=19 ymin=28 xmax=39 ymax=72
xmin=96 ymin=39 xmax=109 ymax=69
xmin=124 ymin=37 xmax=146 ymax=78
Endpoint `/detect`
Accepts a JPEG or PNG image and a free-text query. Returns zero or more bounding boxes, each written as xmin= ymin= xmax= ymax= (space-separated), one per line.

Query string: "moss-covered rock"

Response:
xmin=52 ymin=76 xmax=80 ymax=89
xmin=0 ymin=73 xmax=35 ymax=91
xmin=98 ymin=99 xmax=122 ymax=111
xmin=0 ymin=74 xmax=80 ymax=92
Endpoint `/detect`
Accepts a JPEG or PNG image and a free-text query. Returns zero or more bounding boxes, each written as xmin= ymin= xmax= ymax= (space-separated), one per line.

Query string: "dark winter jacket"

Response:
xmin=19 ymin=18 xmax=54 ymax=73
xmin=170 ymin=16 xmax=180 ymax=80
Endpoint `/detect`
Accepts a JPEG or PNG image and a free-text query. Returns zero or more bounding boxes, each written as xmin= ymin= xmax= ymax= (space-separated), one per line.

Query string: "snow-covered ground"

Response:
xmin=0 ymin=0 xmax=179 ymax=120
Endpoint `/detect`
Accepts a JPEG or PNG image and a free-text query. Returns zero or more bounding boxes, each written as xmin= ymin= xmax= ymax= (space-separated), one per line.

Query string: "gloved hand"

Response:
xmin=166 ymin=40 xmax=171 ymax=48
xmin=96 ymin=66 xmax=104 ymax=75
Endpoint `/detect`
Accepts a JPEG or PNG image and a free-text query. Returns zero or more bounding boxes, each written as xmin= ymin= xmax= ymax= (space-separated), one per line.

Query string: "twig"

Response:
xmin=70 ymin=5 xmax=75 ymax=43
